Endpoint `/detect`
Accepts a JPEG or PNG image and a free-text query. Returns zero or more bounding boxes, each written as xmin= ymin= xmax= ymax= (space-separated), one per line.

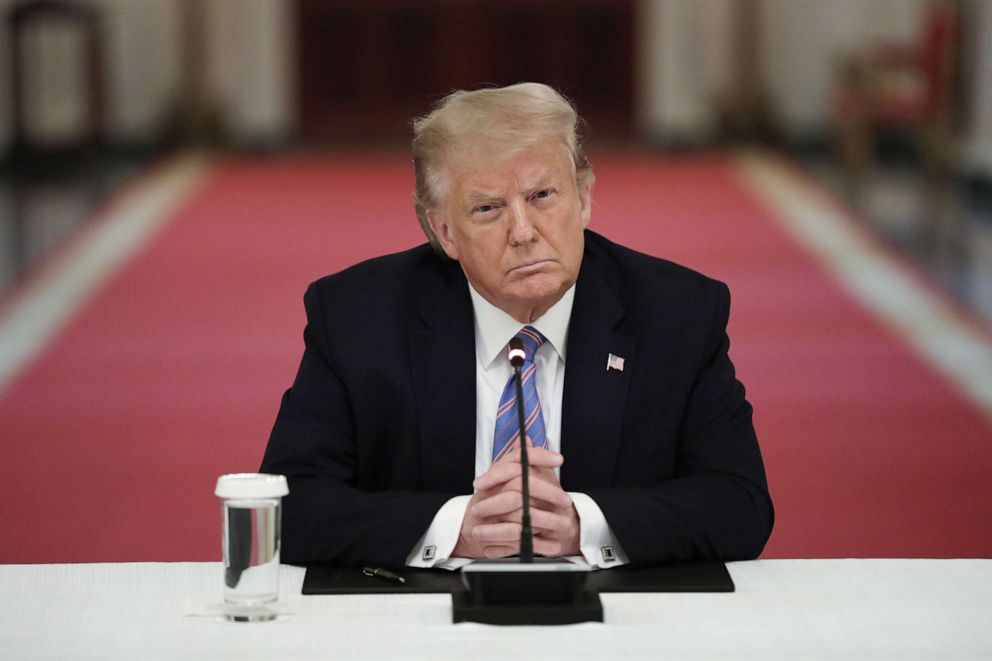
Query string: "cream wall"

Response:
xmin=205 ymin=0 xmax=295 ymax=145
xmin=760 ymin=0 xmax=924 ymax=138
xmin=0 ymin=0 xmax=182 ymax=149
xmin=0 ymin=0 xmax=293 ymax=152
xmin=1 ymin=0 xmax=990 ymax=176
xmin=638 ymin=0 xmax=729 ymax=140
xmin=638 ymin=0 xmax=926 ymax=140
xmin=101 ymin=0 xmax=183 ymax=143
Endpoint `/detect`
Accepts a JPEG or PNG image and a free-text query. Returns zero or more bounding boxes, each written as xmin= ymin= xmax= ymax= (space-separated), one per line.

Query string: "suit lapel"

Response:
xmin=560 ymin=260 xmax=635 ymax=491
xmin=408 ymin=267 xmax=477 ymax=495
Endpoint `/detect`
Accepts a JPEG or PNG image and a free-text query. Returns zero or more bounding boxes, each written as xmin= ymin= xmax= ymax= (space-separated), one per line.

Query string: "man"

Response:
xmin=261 ymin=83 xmax=773 ymax=569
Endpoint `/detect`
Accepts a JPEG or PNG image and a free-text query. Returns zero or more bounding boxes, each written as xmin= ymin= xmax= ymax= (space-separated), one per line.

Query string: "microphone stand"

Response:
xmin=510 ymin=343 xmax=534 ymax=563
xmin=451 ymin=338 xmax=602 ymax=625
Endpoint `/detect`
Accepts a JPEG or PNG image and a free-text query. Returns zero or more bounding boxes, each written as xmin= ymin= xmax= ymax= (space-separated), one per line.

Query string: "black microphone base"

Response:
xmin=452 ymin=588 xmax=603 ymax=625
xmin=452 ymin=560 xmax=603 ymax=625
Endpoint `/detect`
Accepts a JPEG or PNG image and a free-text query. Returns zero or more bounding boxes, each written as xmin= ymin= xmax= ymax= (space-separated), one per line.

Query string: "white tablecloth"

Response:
xmin=0 ymin=560 xmax=989 ymax=659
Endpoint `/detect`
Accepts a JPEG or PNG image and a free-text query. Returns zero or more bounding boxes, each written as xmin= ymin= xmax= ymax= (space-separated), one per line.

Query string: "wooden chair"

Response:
xmin=4 ymin=1 xmax=105 ymax=277
xmin=7 ymin=0 xmax=105 ymax=158
xmin=832 ymin=0 xmax=959 ymax=196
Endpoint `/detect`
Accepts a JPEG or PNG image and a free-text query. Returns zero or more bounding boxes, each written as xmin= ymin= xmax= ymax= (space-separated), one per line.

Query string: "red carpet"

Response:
xmin=1 ymin=150 xmax=989 ymax=563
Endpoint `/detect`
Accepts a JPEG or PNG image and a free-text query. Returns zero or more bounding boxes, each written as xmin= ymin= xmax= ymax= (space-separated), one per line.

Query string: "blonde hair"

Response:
xmin=411 ymin=82 xmax=594 ymax=251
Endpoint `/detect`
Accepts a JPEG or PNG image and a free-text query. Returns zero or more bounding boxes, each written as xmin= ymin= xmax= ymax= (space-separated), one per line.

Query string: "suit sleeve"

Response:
xmin=260 ymin=283 xmax=452 ymax=567
xmin=586 ymin=283 xmax=774 ymax=565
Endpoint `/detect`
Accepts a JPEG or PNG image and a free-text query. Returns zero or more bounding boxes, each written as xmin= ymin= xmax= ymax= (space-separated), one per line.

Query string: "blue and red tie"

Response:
xmin=492 ymin=326 xmax=548 ymax=462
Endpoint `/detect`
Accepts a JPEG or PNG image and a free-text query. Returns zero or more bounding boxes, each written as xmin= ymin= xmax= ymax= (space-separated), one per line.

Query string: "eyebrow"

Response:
xmin=465 ymin=190 xmax=503 ymax=204
xmin=461 ymin=173 xmax=562 ymax=206
xmin=526 ymin=174 xmax=559 ymax=193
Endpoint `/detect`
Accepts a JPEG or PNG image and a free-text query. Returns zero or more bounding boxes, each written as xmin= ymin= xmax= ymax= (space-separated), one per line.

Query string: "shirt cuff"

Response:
xmin=405 ymin=495 xmax=473 ymax=570
xmin=569 ymin=491 xmax=629 ymax=568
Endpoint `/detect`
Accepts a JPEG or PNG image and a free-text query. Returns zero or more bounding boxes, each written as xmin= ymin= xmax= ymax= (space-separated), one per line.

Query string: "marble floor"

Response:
xmin=0 ymin=155 xmax=144 ymax=294
xmin=802 ymin=155 xmax=992 ymax=326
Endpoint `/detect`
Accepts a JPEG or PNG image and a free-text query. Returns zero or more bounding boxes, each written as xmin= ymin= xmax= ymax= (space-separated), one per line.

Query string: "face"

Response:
xmin=427 ymin=142 xmax=592 ymax=323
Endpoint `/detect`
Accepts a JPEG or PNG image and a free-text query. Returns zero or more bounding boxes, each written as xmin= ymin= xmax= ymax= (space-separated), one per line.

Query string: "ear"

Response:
xmin=427 ymin=209 xmax=459 ymax=261
xmin=578 ymin=178 xmax=594 ymax=228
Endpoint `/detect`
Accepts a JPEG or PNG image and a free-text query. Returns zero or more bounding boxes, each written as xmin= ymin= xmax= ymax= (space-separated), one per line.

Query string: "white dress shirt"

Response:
xmin=406 ymin=283 xmax=629 ymax=569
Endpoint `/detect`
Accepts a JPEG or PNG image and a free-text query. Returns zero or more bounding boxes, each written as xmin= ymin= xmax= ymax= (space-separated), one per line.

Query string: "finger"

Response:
xmin=473 ymin=479 xmax=555 ymax=509
xmin=497 ymin=464 xmax=560 ymax=490
xmin=476 ymin=448 xmax=565 ymax=482
xmin=472 ymin=448 xmax=562 ymax=490
xmin=471 ymin=522 xmax=521 ymax=544
xmin=472 ymin=460 xmax=521 ymax=492
xmin=528 ymin=466 xmax=563 ymax=490
xmin=529 ymin=479 xmax=574 ymax=509
xmin=489 ymin=475 xmax=573 ymax=510
xmin=533 ymin=508 xmax=574 ymax=534
xmin=472 ymin=464 xmax=562 ymax=492
xmin=532 ymin=463 xmax=559 ymax=478
xmin=495 ymin=507 xmax=573 ymax=533
xmin=472 ymin=472 xmax=570 ymax=510
xmin=507 ymin=445 xmax=564 ymax=468
xmin=483 ymin=545 xmax=518 ymax=559
xmin=473 ymin=447 xmax=564 ymax=490
xmin=513 ymin=496 xmax=564 ymax=517
xmin=494 ymin=437 xmax=537 ymax=461
xmin=470 ymin=480 xmax=510 ymax=502
xmin=471 ymin=490 xmax=522 ymax=519
xmin=532 ymin=537 xmax=564 ymax=557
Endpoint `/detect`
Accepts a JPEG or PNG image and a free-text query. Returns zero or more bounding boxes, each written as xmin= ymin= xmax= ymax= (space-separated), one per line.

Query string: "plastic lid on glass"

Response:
xmin=215 ymin=473 xmax=289 ymax=499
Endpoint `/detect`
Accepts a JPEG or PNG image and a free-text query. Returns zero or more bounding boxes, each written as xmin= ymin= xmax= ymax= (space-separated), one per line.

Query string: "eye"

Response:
xmin=531 ymin=189 xmax=555 ymax=201
xmin=473 ymin=203 xmax=499 ymax=215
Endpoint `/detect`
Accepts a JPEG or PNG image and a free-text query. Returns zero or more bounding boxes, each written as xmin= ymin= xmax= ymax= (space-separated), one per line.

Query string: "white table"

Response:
xmin=1 ymin=560 xmax=989 ymax=659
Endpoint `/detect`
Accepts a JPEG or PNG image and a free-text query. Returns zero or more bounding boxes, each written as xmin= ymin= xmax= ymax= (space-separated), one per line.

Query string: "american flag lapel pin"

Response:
xmin=606 ymin=353 xmax=625 ymax=372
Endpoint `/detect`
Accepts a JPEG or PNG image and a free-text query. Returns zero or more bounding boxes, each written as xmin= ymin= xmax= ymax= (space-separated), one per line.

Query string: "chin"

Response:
xmin=513 ymin=280 xmax=567 ymax=308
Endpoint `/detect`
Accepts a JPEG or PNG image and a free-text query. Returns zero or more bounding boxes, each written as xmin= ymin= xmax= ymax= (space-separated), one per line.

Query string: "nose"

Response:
xmin=506 ymin=199 xmax=537 ymax=246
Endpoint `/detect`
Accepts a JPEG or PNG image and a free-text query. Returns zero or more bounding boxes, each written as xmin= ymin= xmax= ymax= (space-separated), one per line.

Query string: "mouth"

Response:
xmin=510 ymin=259 xmax=553 ymax=274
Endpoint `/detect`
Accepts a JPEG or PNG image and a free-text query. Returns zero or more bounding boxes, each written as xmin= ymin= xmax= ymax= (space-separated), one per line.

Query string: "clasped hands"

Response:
xmin=452 ymin=443 xmax=581 ymax=559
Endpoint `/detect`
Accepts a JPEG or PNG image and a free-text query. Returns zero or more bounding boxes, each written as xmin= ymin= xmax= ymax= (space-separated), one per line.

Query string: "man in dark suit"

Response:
xmin=261 ymin=83 xmax=773 ymax=569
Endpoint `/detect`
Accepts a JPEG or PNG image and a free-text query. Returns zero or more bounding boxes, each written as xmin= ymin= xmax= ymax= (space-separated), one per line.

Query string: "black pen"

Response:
xmin=363 ymin=566 xmax=406 ymax=584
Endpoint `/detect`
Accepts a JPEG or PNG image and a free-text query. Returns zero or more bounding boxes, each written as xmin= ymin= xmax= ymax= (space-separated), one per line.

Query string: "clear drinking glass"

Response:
xmin=214 ymin=473 xmax=289 ymax=622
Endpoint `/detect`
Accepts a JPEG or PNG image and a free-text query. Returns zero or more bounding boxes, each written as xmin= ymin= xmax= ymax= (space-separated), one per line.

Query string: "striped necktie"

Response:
xmin=493 ymin=326 xmax=547 ymax=462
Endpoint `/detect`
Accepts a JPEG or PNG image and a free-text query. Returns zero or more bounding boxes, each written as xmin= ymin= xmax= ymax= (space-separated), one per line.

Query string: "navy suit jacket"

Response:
xmin=261 ymin=230 xmax=773 ymax=567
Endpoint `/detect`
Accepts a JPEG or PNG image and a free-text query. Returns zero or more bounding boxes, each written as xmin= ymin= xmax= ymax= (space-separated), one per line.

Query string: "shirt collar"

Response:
xmin=468 ymin=283 xmax=575 ymax=368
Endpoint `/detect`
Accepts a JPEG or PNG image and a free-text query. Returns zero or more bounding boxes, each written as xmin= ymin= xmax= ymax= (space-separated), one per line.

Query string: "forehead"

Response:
xmin=445 ymin=142 xmax=572 ymax=197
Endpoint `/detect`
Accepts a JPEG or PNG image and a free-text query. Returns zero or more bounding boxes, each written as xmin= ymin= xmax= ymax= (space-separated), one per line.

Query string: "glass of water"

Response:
xmin=214 ymin=473 xmax=289 ymax=622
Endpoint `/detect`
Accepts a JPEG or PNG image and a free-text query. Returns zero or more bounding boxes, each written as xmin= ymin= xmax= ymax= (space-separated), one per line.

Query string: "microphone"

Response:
xmin=452 ymin=335 xmax=600 ymax=624
xmin=507 ymin=337 xmax=534 ymax=563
